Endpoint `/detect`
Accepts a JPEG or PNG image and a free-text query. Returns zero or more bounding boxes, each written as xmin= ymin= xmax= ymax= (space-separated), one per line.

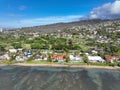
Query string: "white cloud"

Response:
xmin=88 ymin=0 xmax=120 ymax=19
xmin=19 ymin=15 xmax=83 ymax=27
xmin=2 ymin=0 xmax=120 ymax=28
xmin=21 ymin=15 xmax=82 ymax=23
xmin=0 ymin=15 xmax=83 ymax=28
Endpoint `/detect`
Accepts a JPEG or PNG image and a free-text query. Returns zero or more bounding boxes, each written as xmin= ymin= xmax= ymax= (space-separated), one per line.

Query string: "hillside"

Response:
xmin=19 ymin=19 xmax=113 ymax=33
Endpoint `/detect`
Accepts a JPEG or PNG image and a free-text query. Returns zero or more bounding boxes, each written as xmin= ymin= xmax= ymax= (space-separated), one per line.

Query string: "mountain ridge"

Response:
xmin=16 ymin=19 xmax=120 ymax=33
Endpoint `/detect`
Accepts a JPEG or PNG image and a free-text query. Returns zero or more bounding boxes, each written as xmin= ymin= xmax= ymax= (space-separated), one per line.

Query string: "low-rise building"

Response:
xmin=0 ymin=53 xmax=10 ymax=60
xmin=51 ymin=54 xmax=66 ymax=62
xmin=69 ymin=55 xmax=83 ymax=62
xmin=105 ymin=55 xmax=120 ymax=63
xmin=9 ymin=49 xmax=17 ymax=53
xmin=88 ymin=55 xmax=105 ymax=63
xmin=16 ymin=56 xmax=27 ymax=62
xmin=33 ymin=53 xmax=48 ymax=61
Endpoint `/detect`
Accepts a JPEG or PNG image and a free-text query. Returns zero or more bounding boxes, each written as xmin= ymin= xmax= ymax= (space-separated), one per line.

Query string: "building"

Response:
xmin=69 ymin=55 xmax=83 ymax=62
xmin=51 ymin=54 xmax=66 ymax=62
xmin=33 ymin=53 xmax=48 ymax=61
xmin=105 ymin=55 xmax=120 ymax=63
xmin=88 ymin=56 xmax=105 ymax=63
xmin=16 ymin=56 xmax=27 ymax=62
xmin=9 ymin=49 xmax=17 ymax=53
xmin=0 ymin=54 xmax=10 ymax=60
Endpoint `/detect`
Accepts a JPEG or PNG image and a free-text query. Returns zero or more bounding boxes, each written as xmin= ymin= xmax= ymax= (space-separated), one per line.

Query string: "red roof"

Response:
xmin=105 ymin=55 xmax=120 ymax=61
xmin=51 ymin=54 xmax=66 ymax=60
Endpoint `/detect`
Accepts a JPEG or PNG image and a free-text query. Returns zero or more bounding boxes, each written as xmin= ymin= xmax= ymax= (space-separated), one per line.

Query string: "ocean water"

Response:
xmin=0 ymin=66 xmax=120 ymax=90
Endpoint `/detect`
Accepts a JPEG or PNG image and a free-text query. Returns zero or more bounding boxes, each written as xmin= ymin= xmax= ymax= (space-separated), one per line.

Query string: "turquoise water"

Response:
xmin=0 ymin=66 xmax=120 ymax=90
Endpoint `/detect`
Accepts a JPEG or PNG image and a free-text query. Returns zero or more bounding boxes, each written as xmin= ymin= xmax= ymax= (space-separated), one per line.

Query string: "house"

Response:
xmin=91 ymin=50 xmax=98 ymax=54
xmin=25 ymin=53 xmax=32 ymax=58
xmin=87 ymin=56 xmax=105 ymax=63
xmin=17 ymin=48 xmax=23 ymax=52
xmin=105 ymin=55 xmax=120 ymax=63
xmin=34 ymin=54 xmax=43 ymax=61
xmin=0 ymin=54 xmax=10 ymax=60
xmin=51 ymin=54 xmax=66 ymax=62
xmin=33 ymin=53 xmax=48 ymax=61
xmin=9 ymin=49 xmax=17 ymax=53
xmin=0 ymin=52 xmax=5 ymax=55
xmin=16 ymin=56 xmax=27 ymax=62
xmin=69 ymin=55 xmax=83 ymax=62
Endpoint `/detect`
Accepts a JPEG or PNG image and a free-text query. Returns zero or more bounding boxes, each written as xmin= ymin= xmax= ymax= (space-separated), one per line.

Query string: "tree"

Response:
xmin=74 ymin=51 xmax=80 ymax=56
xmin=97 ymin=51 xmax=104 ymax=58
xmin=117 ymin=63 xmax=120 ymax=67
xmin=31 ymin=43 xmax=43 ymax=49
xmin=47 ymin=54 xmax=52 ymax=62
xmin=64 ymin=48 xmax=70 ymax=54
xmin=12 ymin=42 xmax=22 ymax=49
xmin=0 ymin=45 xmax=5 ymax=51
xmin=66 ymin=56 xmax=70 ymax=63
xmin=68 ymin=39 xmax=72 ymax=45
xmin=72 ymin=45 xmax=81 ymax=50
xmin=83 ymin=54 xmax=89 ymax=64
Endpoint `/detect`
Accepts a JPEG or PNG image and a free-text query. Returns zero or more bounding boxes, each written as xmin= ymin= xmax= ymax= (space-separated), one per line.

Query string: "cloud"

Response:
xmin=88 ymin=0 xmax=120 ymax=19
xmin=3 ymin=1 xmax=120 ymax=28
xmin=0 ymin=15 xmax=83 ymax=28
xmin=19 ymin=15 xmax=83 ymax=26
xmin=19 ymin=5 xmax=26 ymax=11
xmin=21 ymin=15 xmax=83 ymax=23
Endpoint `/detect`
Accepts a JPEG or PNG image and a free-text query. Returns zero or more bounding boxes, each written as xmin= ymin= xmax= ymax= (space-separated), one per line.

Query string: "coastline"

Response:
xmin=0 ymin=63 xmax=120 ymax=70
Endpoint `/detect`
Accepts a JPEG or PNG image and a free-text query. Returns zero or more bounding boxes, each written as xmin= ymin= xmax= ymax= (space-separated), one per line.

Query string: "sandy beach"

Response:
xmin=0 ymin=63 xmax=120 ymax=70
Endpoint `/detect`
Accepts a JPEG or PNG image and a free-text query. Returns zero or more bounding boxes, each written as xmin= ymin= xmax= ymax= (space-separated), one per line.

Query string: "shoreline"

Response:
xmin=0 ymin=63 xmax=120 ymax=70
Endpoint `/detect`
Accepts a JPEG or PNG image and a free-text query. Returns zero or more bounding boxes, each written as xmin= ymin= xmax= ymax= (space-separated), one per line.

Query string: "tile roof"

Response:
xmin=105 ymin=55 xmax=120 ymax=61
xmin=51 ymin=54 xmax=66 ymax=60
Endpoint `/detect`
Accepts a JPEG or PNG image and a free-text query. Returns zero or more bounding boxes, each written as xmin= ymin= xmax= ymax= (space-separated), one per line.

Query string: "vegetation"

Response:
xmin=66 ymin=56 xmax=70 ymax=62
xmin=0 ymin=19 xmax=120 ymax=67
xmin=82 ymin=54 xmax=89 ymax=64
xmin=47 ymin=54 xmax=52 ymax=62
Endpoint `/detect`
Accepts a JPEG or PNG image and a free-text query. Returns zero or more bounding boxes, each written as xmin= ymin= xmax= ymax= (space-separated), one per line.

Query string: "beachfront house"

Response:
xmin=51 ymin=54 xmax=66 ymax=62
xmin=16 ymin=56 xmax=27 ymax=62
xmin=34 ymin=54 xmax=43 ymax=61
xmin=105 ymin=55 xmax=120 ymax=63
xmin=0 ymin=53 xmax=10 ymax=60
xmin=25 ymin=53 xmax=32 ymax=58
xmin=87 ymin=55 xmax=105 ymax=63
xmin=69 ymin=55 xmax=83 ymax=62
xmin=33 ymin=53 xmax=48 ymax=61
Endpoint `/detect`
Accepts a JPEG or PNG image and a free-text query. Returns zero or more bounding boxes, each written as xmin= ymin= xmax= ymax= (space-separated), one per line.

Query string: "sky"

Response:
xmin=0 ymin=0 xmax=120 ymax=28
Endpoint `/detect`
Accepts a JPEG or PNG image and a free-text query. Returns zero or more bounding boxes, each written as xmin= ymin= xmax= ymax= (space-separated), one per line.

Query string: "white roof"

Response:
xmin=69 ymin=55 xmax=82 ymax=61
xmin=91 ymin=50 xmax=98 ymax=54
xmin=9 ymin=49 xmax=17 ymax=52
xmin=88 ymin=56 xmax=104 ymax=61
xmin=17 ymin=48 xmax=23 ymax=51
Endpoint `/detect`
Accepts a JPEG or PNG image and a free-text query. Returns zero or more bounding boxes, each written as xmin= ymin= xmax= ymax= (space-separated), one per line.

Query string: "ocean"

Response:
xmin=0 ymin=66 xmax=120 ymax=90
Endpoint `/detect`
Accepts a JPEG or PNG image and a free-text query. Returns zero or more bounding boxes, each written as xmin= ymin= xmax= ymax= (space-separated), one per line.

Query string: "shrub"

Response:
xmin=117 ymin=63 xmax=120 ymax=67
xmin=109 ymin=63 xmax=115 ymax=67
